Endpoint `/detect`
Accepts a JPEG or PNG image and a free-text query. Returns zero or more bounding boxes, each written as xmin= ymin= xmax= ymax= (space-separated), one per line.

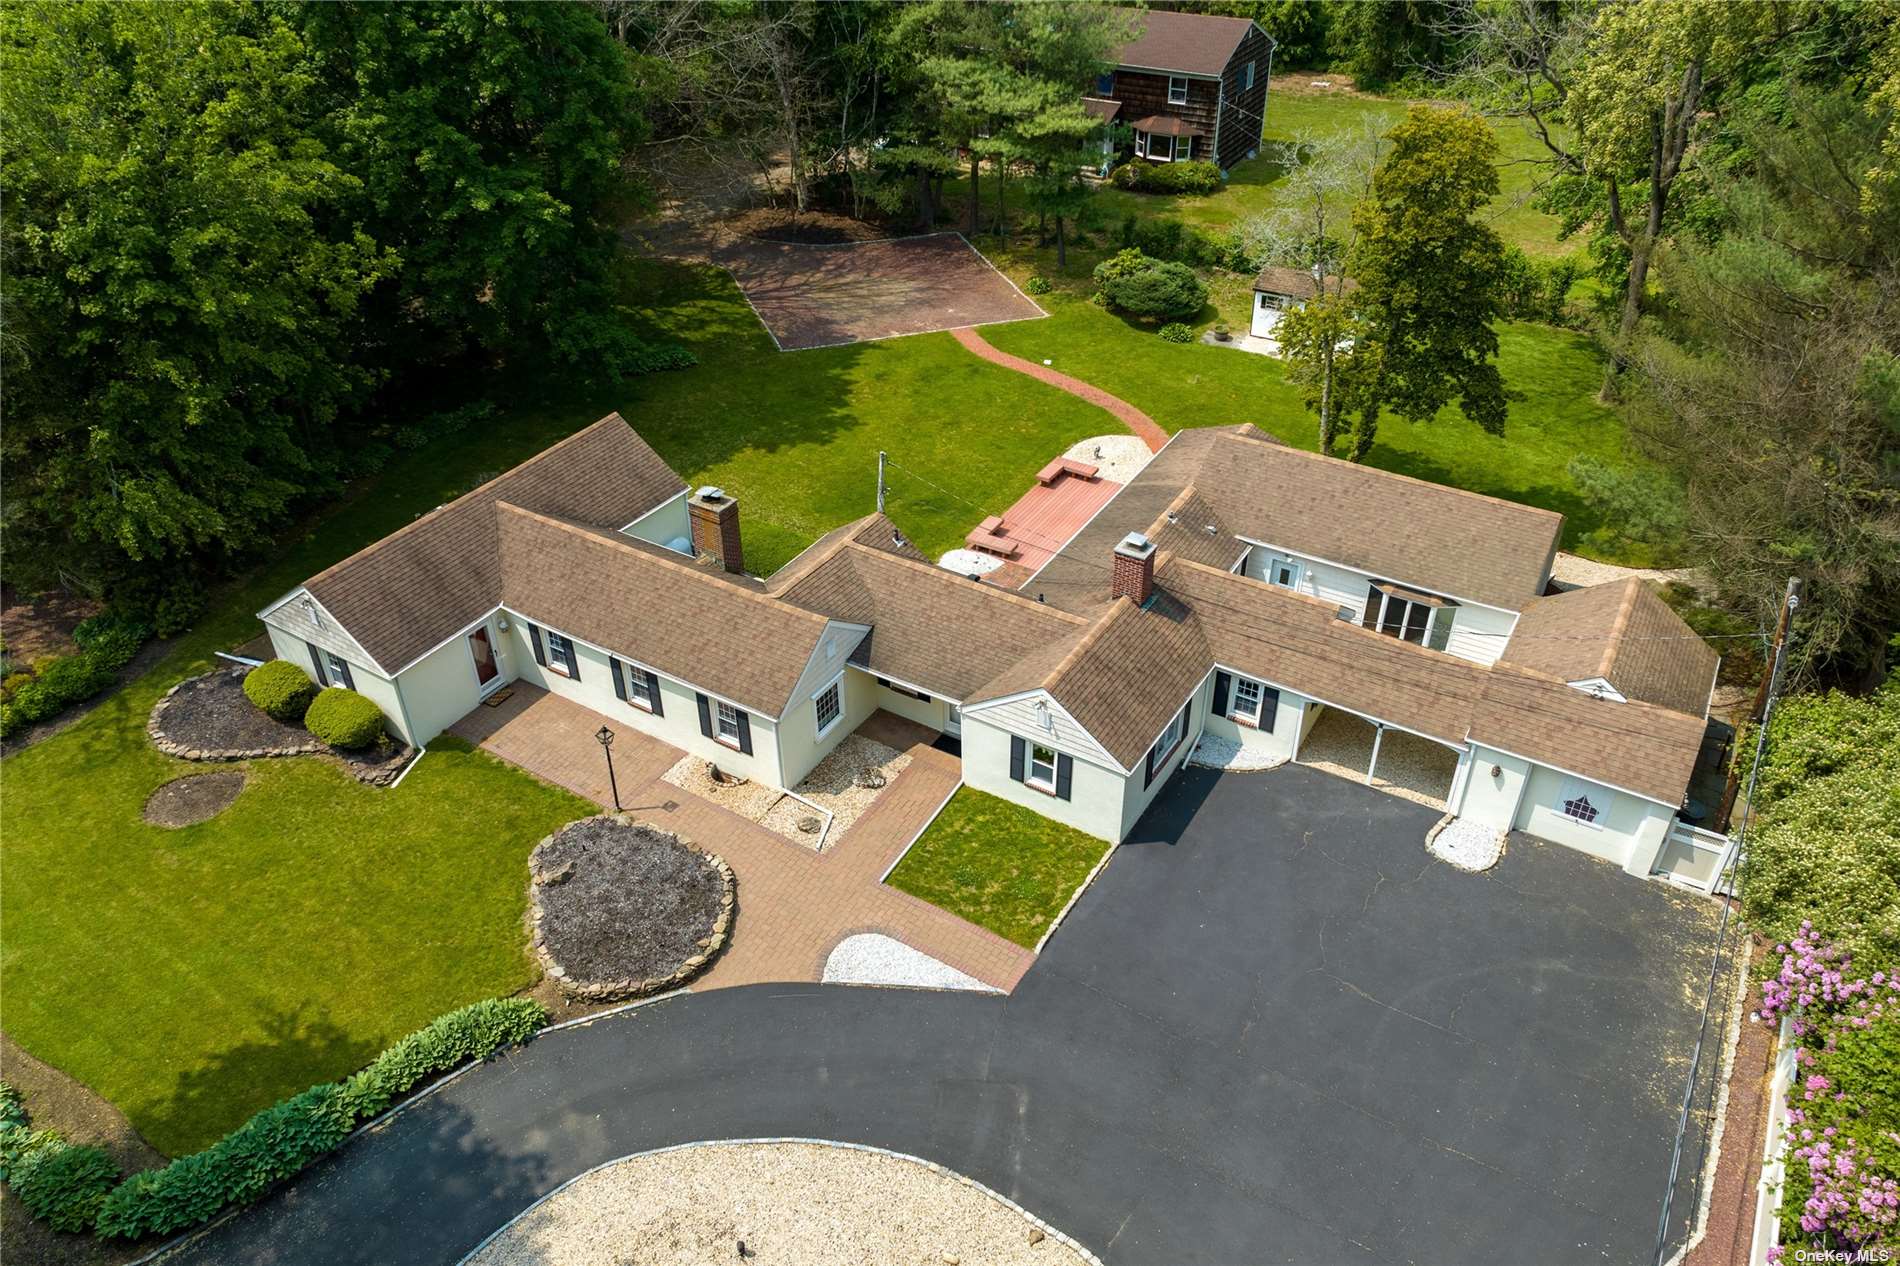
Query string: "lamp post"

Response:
xmin=594 ymin=725 xmax=621 ymax=812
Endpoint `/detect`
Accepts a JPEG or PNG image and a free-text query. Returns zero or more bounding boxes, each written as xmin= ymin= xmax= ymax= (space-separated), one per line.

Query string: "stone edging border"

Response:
xmin=147 ymin=671 xmax=326 ymax=762
xmin=451 ymin=1138 xmax=1105 ymax=1266
xmin=526 ymin=814 xmax=736 ymax=1003
xmin=146 ymin=669 xmax=417 ymax=788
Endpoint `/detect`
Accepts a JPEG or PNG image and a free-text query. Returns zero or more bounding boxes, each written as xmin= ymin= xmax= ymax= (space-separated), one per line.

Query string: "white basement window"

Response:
xmin=545 ymin=631 xmax=578 ymax=677
xmin=1027 ymin=742 xmax=1059 ymax=792
xmin=1168 ymin=75 xmax=1188 ymax=104
xmin=1557 ymin=777 xmax=1604 ymax=827
xmin=716 ymin=700 xmax=744 ymax=747
xmin=815 ymin=679 xmax=841 ymax=737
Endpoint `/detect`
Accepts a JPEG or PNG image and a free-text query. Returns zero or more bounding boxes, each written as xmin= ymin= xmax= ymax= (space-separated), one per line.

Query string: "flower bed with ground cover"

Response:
xmin=886 ymin=787 xmax=1111 ymax=949
xmin=527 ymin=817 xmax=733 ymax=1002
xmin=1757 ymin=925 xmax=1900 ymax=1260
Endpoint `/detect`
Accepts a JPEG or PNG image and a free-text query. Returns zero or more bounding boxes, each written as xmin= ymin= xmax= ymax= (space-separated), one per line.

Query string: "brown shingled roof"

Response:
xmin=1115 ymin=8 xmax=1257 ymax=77
xmin=299 ymin=414 xmax=685 ymax=672
xmin=496 ymin=504 xmax=830 ymax=716
xmin=779 ymin=542 xmax=1084 ymax=702
xmin=1500 ymin=579 xmax=1719 ymax=715
xmin=1252 ymin=266 xmax=1358 ymax=300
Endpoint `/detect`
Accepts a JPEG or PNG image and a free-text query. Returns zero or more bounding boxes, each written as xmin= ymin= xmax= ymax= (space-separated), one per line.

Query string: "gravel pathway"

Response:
xmin=821 ymin=933 xmax=1000 ymax=992
xmin=464 ymin=1141 xmax=1094 ymax=1266
xmin=1427 ymin=816 xmax=1506 ymax=871
xmin=1550 ymin=552 xmax=1704 ymax=591
xmin=1061 ymin=434 xmax=1155 ymax=484
xmin=1188 ymin=733 xmax=1286 ymax=772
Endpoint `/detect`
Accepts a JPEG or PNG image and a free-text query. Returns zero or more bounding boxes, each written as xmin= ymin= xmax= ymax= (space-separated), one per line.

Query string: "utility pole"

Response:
xmin=1715 ymin=577 xmax=1801 ymax=834
xmin=876 ymin=451 xmax=886 ymax=513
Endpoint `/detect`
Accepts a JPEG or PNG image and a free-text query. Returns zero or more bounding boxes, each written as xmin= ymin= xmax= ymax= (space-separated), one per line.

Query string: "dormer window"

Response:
xmin=1168 ymin=75 xmax=1188 ymax=105
xmin=1363 ymin=583 xmax=1453 ymax=651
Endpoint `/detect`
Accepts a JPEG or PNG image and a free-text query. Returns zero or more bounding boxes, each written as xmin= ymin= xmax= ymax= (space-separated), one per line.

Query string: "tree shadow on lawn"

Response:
xmin=140 ymin=1002 xmax=384 ymax=1159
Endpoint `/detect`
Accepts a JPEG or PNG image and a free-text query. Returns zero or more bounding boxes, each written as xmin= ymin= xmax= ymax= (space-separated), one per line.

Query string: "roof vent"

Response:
xmin=1116 ymin=531 xmax=1155 ymax=558
xmin=1335 ymin=606 xmax=1354 ymax=621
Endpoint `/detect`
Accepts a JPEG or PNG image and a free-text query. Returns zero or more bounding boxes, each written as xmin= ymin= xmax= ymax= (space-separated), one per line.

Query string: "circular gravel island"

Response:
xmin=528 ymin=816 xmax=733 ymax=1002
xmin=464 ymin=1141 xmax=1096 ymax=1266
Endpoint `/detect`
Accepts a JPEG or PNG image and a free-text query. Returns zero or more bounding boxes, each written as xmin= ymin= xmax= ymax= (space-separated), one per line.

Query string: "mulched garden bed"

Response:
xmin=528 ymin=816 xmax=735 ymax=1002
xmin=728 ymin=206 xmax=891 ymax=244
xmin=147 ymin=668 xmax=415 ymax=786
xmin=142 ymin=771 xmax=246 ymax=827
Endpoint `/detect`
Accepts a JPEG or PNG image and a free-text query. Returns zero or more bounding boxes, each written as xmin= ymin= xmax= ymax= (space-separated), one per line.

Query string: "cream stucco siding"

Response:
xmin=619 ymin=492 xmax=692 ymax=554
xmin=778 ymin=665 xmax=876 ymax=787
xmin=1117 ymin=687 xmax=1207 ymax=839
xmin=1456 ymin=745 xmax=1531 ymax=830
xmin=1514 ymin=764 xmax=1674 ymax=876
xmin=504 ymin=616 xmax=783 ymax=786
xmin=871 ymin=682 xmax=947 ymax=730
xmin=961 ymin=709 xmax=1128 ymax=842
xmin=1200 ymin=670 xmax=1306 ymax=767
xmin=392 ymin=621 xmax=502 ymax=745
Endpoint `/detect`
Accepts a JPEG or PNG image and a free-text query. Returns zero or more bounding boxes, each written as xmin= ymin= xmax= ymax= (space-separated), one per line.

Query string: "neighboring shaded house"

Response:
xmin=1250 ymin=264 xmax=1357 ymax=343
xmin=1092 ymin=8 xmax=1274 ymax=172
xmin=257 ymin=414 xmax=1730 ymax=893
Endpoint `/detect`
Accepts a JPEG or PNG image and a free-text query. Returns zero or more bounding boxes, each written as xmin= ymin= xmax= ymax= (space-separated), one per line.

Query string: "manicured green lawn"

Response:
xmin=0 ymin=718 xmax=591 ymax=1156
xmin=886 ymin=788 xmax=1113 ymax=949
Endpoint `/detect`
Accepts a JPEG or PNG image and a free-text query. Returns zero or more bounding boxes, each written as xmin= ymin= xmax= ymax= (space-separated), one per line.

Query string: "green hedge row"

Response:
xmin=1110 ymin=159 xmax=1223 ymax=196
xmin=0 ymin=614 xmax=151 ymax=739
xmin=95 ymin=998 xmax=545 ymax=1240
xmin=0 ymin=1081 xmax=123 ymax=1233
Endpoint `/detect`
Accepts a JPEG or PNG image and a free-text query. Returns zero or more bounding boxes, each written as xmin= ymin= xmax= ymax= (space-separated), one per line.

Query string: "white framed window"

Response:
xmin=1269 ymin=556 xmax=1301 ymax=588
xmin=716 ymin=701 xmax=743 ymax=746
xmin=1150 ymin=708 xmax=1186 ymax=766
xmin=324 ymin=651 xmax=355 ymax=690
xmin=1027 ymin=742 xmax=1058 ymax=792
xmin=626 ymin=665 xmax=656 ymax=711
xmin=546 ymin=631 xmax=578 ymax=677
xmin=1557 ymin=777 xmax=1604 ymax=827
xmin=1233 ymin=677 xmax=1263 ymax=723
xmin=1144 ymin=132 xmax=1174 ymax=162
xmin=1168 ymin=75 xmax=1188 ymax=105
xmin=814 ymin=679 xmax=842 ymax=737
xmin=1372 ymin=591 xmax=1435 ymax=646
xmin=1243 ymin=60 xmax=1255 ymax=89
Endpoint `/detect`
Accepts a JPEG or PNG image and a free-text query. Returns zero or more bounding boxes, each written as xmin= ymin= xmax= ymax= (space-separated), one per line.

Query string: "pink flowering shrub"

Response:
xmin=1757 ymin=924 xmax=1900 ymax=1257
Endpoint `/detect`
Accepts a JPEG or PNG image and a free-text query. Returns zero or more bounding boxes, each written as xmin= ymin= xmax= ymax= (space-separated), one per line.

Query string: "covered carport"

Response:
xmin=1294 ymin=703 xmax=1461 ymax=808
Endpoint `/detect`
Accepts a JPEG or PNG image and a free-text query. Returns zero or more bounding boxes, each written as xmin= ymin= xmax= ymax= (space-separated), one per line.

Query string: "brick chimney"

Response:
xmin=1111 ymin=532 xmax=1156 ymax=605
xmin=688 ymin=485 xmax=745 ymax=576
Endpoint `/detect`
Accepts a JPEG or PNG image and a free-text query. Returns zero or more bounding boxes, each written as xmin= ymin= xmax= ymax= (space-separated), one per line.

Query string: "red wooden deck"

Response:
xmin=970 ymin=470 xmax=1123 ymax=582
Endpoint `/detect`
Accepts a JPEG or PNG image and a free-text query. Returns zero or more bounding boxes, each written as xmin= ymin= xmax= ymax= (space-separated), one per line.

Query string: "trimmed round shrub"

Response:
xmin=243 ymin=659 xmax=319 ymax=723
xmin=1102 ymin=260 xmax=1207 ymax=321
xmin=303 ymin=687 xmax=387 ymax=750
xmin=13 ymin=1141 xmax=118 ymax=1232
xmin=1159 ymin=322 xmax=1192 ymax=343
xmin=1023 ymin=275 xmax=1052 ymax=295
xmin=1091 ymin=247 xmax=1152 ymax=293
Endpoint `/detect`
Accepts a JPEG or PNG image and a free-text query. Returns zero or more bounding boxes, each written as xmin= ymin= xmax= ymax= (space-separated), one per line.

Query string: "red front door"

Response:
xmin=469 ymin=627 xmax=498 ymax=687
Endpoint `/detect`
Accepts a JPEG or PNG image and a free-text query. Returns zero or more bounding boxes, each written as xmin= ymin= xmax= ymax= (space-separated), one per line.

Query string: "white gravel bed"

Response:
xmin=821 ymin=933 xmax=1000 ymax=992
xmin=1062 ymin=434 xmax=1153 ymax=484
xmin=664 ymin=737 xmax=910 ymax=852
xmin=1550 ymin=551 xmax=1703 ymax=591
xmin=938 ymin=547 xmax=1005 ymax=576
xmin=1427 ymin=816 xmax=1507 ymax=871
xmin=1296 ymin=711 xmax=1453 ymax=808
xmin=465 ymin=1140 xmax=1095 ymax=1266
xmin=1187 ymin=733 xmax=1285 ymax=772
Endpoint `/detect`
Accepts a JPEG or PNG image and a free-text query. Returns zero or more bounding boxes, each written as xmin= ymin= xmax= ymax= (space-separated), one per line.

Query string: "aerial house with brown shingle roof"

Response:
xmin=256 ymin=413 xmax=1729 ymax=893
xmin=1092 ymin=8 xmax=1275 ymax=173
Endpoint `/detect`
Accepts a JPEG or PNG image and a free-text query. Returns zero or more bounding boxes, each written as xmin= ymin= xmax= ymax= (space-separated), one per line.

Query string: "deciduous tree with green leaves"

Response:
xmin=1333 ymin=105 xmax=1510 ymax=461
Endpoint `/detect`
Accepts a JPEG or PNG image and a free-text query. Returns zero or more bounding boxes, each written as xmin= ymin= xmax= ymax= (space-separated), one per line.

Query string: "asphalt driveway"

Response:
xmin=168 ymin=764 xmax=1728 ymax=1264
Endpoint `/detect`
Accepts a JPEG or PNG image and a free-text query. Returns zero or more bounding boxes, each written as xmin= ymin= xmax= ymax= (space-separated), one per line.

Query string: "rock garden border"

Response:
xmin=527 ymin=815 xmax=736 ymax=1003
xmin=146 ymin=669 xmax=415 ymax=787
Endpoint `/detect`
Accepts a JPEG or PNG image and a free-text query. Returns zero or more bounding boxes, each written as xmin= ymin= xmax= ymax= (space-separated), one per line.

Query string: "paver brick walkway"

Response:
xmin=953 ymin=326 xmax=1168 ymax=452
xmin=450 ymin=687 xmax=1033 ymax=992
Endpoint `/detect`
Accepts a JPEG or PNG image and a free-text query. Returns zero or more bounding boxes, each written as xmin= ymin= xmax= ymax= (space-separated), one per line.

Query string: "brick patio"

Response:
xmin=450 ymin=687 xmax=1035 ymax=992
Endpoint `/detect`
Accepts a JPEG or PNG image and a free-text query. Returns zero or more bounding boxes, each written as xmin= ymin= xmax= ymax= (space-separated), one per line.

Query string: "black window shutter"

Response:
xmin=1260 ymin=687 xmax=1280 ymax=733
xmin=566 ymin=642 xmax=581 ymax=684
xmin=646 ymin=670 xmax=664 ymax=716
xmin=1056 ymin=753 xmax=1074 ymax=801
xmin=735 ymin=710 xmax=752 ymax=755
xmin=1361 ymin=583 xmax=1383 ymax=631
xmin=336 ymin=658 xmax=355 ymax=691
xmin=610 ymin=658 xmax=627 ymax=702
xmin=1144 ymin=743 xmax=1156 ymax=789
xmin=1009 ymin=735 xmax=1026 ymax=782
xmin=307 ymin=642 xmax=329 ymax=687
xmin=1212 ymin=671 xmax=1230 ymax=717
xmin=696 ymin=692 xmax=713 ymax=738
xmin=528 ymin=623 xmax=546 ymax=667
